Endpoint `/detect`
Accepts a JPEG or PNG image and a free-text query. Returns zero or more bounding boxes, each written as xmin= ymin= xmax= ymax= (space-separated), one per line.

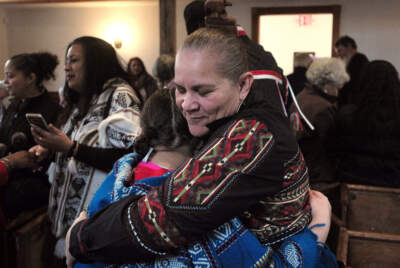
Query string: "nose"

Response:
xmin=180 ymin=92 xmax=199 ymax=113
xmin=64 ymin=62 xmax=71 ymax=72
xmin=3 ymin=78 xmax=9 ymax=85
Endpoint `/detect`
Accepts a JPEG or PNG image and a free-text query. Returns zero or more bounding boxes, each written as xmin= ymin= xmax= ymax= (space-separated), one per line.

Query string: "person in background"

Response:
xmin=0 ymin=52 xmax=60 ymax=220
xmin=334 ymin=60 xmax=400 ymax=187
xmin=128 ymin=57 xmax=158 ymax=103
xmin=67 ymin=27 xmax=337 ymax=267
xmin=334 ymin=35 xmax=369 ymax=107
xmin=290 ymin=57 xmax=349 ymax=185
xmin=29 ymin=36 xmax=142 ymax=261
xmin=152 ymin=54 xmax=175 ymax=89
xmin=287 ymin=52 xmax=313 ymax=100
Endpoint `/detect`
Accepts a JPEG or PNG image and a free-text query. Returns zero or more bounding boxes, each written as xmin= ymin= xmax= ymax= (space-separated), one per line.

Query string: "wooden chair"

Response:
xmin=340 ymin=184 xmax=400 ymax=234
xmin=336 ymin=227 xmax=400 ymax=268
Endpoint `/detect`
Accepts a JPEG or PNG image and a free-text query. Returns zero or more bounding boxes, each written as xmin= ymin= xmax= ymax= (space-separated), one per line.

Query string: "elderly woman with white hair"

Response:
xmin=290 ymin=57 xmax=349 ymax=185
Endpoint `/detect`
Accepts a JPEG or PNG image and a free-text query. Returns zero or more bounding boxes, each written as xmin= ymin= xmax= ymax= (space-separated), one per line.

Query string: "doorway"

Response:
xmin=252 ymin=6 xmax=341 ymax=75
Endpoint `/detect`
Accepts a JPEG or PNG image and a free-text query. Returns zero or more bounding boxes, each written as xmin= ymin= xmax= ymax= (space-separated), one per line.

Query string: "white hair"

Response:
xmin=306 ymin=57 xmax=349 ymax=88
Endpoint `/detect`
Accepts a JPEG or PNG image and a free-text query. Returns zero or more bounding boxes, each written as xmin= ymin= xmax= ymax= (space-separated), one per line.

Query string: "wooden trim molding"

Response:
xmin=252 ymin=5 xmax=341 ymax=56
xmin=159 ymin=0 xmax=176 ymax=55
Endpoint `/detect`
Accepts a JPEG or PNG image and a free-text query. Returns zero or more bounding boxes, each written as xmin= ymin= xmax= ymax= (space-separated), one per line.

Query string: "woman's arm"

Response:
xmin=0 ymin=150 xmax=39 ymax=185
xmin=69 ymin=118 xmax=309 ymax=264
xmin=31 ymin=82 xmax=141 ymax=172
xmin=74 ymin=145 xmax=133 ymax=172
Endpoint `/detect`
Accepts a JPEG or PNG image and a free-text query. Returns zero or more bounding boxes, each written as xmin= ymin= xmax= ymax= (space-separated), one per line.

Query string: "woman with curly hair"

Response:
xmin=0 ymin=52 xmax=60 ymax=219
xmin=290 ymin=57 xmax=349 ymax=185
xmin=334 ymin=60 xmax=400 ymax=187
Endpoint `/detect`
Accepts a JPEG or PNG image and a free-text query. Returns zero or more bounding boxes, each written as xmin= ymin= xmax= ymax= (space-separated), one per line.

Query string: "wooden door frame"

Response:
xmin=252 ymin=5 xmax=341 ymax=56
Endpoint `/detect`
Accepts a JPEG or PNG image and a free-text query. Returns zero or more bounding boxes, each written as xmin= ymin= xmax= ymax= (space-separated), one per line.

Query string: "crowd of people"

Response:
xmin=0 ymin=0 xmax=398 ymax=267
xmin=288 ymin=35 xmax=400 ymax=188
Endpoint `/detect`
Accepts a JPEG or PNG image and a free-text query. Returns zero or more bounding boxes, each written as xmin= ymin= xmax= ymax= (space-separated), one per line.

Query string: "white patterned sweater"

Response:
xmin=48 ymin=78 xmax=141 ymax=245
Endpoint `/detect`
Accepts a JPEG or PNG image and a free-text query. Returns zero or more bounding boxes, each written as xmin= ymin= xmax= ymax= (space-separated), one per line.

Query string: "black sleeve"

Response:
xmin=69 ymin=119 xmax=288 ymax=264
xmin=69 ymin=195 xmax=160 ymax=264
xmin=74 ymin=144 xmax=133 ymax=172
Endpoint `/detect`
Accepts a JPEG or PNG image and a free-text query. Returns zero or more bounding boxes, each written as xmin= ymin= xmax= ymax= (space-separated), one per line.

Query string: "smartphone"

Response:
xmin=26 ymin=113 xmax=49 ymax=130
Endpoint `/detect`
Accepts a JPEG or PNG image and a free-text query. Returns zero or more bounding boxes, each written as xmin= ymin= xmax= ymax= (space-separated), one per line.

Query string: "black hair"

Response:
xmin=61 ymin=36 xmax=138 ymax=124
xmin=134 ymin=89 xmax=194 ymax=157
xmin=184 ymin=0 xmax=206 ymax=34
xmin=354 ymin=60 xmax=400 ymax=134
xmin=335 ymin=35 xmax=357 ymax=49
xmin=8 ymin=52 xmax=59 ymax=87
xmin=128 ymin=57 xmax=147 ymax=77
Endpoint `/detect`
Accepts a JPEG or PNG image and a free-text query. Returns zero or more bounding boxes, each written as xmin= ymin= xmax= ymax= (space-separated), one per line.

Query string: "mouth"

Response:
xmin=66 ymin=74 xmax=74 ymax=81
xmin=185 ymin=115 xmax=206 ymax=124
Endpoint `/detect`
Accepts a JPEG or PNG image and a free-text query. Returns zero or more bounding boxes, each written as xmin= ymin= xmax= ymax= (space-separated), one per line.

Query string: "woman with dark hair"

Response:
xmin=0 ymin=52 xmax=60 ymax=219
xmin=128 ymin=57 xmax=158 ymax=102
xmin=334 ymin=60 xmax=400 ymax=187
xmin=29 ymin=36 xmax=142 ymax=259
xmin=67 ymin=28 xmax=336 ymax=267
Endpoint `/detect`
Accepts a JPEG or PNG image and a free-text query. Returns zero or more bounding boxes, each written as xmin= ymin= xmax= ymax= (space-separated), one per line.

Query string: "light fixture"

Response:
xmin=114 ymin=39 xmax=122 ymax=49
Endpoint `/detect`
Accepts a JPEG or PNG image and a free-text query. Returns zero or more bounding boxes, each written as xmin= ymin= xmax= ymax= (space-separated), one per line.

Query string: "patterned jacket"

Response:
xmin=49 ymin=77 xmax=141 ymax=241
xmin=75 ymin=153 xmax=319 ymax=268
xmin=70 ymin=102 xmax=311 ymax=264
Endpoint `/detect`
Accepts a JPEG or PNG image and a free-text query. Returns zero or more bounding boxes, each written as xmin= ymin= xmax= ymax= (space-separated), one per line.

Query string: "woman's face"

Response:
xmin=129 ymin=59 xmax=143 ymax=76
xmin=3 ymin=60 xmax=34 ymax=99
xmin=174 ymin=48 xmax=250 ymax=137
xmin=65 ymin=43 xmax=85 ymax=92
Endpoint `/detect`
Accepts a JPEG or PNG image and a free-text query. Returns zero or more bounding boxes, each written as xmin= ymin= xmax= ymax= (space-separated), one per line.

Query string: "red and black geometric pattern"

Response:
xmin=167 ymin=119 xmax=274 ymax=208
xmin=243 ymin=149 xmax=311 ymax=245
xmin=136 ymin=119 xmax=275 ymax=249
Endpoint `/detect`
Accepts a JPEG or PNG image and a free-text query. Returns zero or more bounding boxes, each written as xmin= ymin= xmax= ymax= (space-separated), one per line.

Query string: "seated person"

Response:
xmin=71 ymin=89 xmax=335 ymax=268
xmin=0 ymin=52 xmax=60 ymax=219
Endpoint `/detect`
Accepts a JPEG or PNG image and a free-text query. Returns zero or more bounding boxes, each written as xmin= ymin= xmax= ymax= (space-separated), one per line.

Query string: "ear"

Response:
xmin=27 ymin=72 xmax=37 ymax=85
xmin=238 ymin=71 xmax=253 ymax=101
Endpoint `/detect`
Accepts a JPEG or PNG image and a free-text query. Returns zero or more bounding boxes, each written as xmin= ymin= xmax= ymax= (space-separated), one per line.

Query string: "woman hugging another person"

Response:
xmin=71 ymin=89 xmax=332 ymax=268
xmin=67 ymin=28 xmax=337 ymax=267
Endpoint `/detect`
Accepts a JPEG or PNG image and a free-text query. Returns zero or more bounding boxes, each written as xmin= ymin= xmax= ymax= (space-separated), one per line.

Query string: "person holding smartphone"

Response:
xmin=0 ymin=52 xmax=61 ymax=220
xmin=29 ymin=36 xmax=142 ymax=263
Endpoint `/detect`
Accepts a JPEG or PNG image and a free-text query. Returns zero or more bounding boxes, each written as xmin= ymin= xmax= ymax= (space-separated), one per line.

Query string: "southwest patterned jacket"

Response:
xmin=70 ymin=103 xmax=311 ymax=264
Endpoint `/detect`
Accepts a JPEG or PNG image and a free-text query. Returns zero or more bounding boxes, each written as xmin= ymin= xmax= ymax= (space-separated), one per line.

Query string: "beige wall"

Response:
xmin=1 ymin=0 xmax=399 ymax=86
xmin=0 ymin=1 xmax=159 ymax=91
xmin=226 ymin=0 xmax=400 ymax=72
xmin=0 ymin=8 xmax=8 ymax=77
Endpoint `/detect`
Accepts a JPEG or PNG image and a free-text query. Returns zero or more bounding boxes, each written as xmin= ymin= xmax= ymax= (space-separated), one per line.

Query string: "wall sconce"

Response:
xmin=114 ymin=39 xmax=122 ymax=49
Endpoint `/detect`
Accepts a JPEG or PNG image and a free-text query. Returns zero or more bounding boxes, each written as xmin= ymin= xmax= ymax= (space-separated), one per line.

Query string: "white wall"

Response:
xmin=225 ymin=0 xmax=400 ymax=72
xmin=1 ymin=0 xmax=399 ymax=86
xmin=0 ymin=1 xmax=159 ymax=91
xmin=0 ymin=8 xmax=8 ymax=77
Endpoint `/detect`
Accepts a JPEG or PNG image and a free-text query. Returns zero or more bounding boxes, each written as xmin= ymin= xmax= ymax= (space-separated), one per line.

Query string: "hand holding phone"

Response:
xmin=26 ymin=113 xmax=49 ymax=130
